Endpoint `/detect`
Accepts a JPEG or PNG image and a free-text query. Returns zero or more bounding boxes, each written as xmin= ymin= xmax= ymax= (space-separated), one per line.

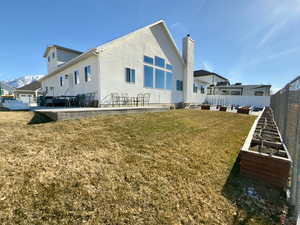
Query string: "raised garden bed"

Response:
xmin=219 ymin=106 xmax=227 ymax=112
xmin=237 ymin=107 xmax=250 ymax=114
xmin=201 ymin=104 xmax=210 ymax=110
xmin=239 ymin=107 xmax=292 ymax=189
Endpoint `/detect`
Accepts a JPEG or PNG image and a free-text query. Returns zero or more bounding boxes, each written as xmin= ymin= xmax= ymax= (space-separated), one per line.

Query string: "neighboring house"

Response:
xmin=0 ymin=82 xmax=15 ymax=96
xmin=194 ymin=70 xmax=271 ymax=96
xmin=14 ymin=81 xmax=42 ymax=106
xmin=210 ymin=84 xmax=271 ymax=96
xmin=194 ymin=70 xmax=230 ymax=95
xmin=40 ymin=20 xmax=196 ymax=107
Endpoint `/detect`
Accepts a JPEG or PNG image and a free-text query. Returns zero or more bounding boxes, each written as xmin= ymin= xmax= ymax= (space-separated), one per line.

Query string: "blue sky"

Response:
xmin=0 ymin=0 xmax=299 ymax=91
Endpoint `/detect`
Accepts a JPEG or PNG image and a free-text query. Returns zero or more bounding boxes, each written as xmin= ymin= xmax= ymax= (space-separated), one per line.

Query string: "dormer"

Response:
xmin=43 ymin=45 xmax=83 ymax=74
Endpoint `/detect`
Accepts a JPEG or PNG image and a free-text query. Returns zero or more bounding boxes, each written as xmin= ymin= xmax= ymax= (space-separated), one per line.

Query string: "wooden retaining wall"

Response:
xmin=240 ymin=107 xmax=292 ymax=189
xmin=240 ymin=151 xmax=291 ymax=188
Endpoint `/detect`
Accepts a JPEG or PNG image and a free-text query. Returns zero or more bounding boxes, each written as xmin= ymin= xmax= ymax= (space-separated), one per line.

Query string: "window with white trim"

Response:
xmin=84 ymin=65 xmax=92 ymax=82
xmin=125 ymin=68 xmax=135 ymax=83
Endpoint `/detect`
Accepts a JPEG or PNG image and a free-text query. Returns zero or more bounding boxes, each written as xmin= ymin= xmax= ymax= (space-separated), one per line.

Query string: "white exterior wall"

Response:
xmin=46 ymin=48 xmax=58 ymax=74
xmin=57 ymin=49 xmax=81 ymax=66
xmin=205 ymin=95 xmax=270 ymax=107
xmin=41 ymin=55 xmax=100 ymax=99
xmin=98 ymin=24 xmax=185 ymax=104
xmin=195 ymin=75 xmax=227 ymax=86
xmin=213 ymin=86 xmax=270 ymax=96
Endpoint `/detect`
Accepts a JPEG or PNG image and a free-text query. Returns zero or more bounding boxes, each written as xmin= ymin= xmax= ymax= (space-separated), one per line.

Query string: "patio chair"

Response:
xmin=143 ymin=93 xmax=151 ymax=106
xmin=137 ymin=93 xmax=144 ymax=106
xmin=121 ymin=93 xmax=130 ymax=106
xmin=111 ymin=93 xmax=120 ymax=107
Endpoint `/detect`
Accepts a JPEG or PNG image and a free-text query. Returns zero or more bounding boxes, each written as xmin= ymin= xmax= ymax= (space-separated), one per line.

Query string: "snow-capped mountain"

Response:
xmin=5 ymin=74 xmax=45 ymax=88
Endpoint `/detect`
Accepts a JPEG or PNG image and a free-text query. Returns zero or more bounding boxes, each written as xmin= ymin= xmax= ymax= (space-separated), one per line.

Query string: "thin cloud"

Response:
xmin=257 ymin=19 xmax=287 ymax=48
xmin=229 ymin=47 xmax=300 ymax=82
xmin=241 ymin=1 xmax=300 ymax=48
xmin=202 ymin=61 xmax=214 ymax=72
xmin=170 ymin=22 xmax=189 ymax=36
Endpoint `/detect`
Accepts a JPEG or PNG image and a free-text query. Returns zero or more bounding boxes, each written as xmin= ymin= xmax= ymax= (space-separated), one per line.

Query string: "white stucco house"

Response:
xmin=193 ymin=69 xmax=271 ymax=96
xmin=40 ymin=20 xmax=198 ymax=107
xmin=194 ymin=70 xmax=230 ymax=95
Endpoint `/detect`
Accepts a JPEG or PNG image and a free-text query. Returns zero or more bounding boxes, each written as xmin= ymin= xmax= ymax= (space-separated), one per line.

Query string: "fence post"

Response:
xmin=295 ymin=91 xmax=300 ymax=218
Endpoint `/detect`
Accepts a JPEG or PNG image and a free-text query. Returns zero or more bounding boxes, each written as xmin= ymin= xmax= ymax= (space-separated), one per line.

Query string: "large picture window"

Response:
xmin=144 ymin=65 xmax=153 ymax=88
xmin=144 ymin=56 xmax=154 ymax=65
xmin=155 ymin=69 xmax=165 ymax=89
xmin=166 ymin=72 xmax=173 ymax=90
xmin=144 ymin=55 xmax=173 ymax=90
xmin=155 ymin=56 xmax=165 ymax=68
xmin=166 ymin=64 xmax=173 ymax=71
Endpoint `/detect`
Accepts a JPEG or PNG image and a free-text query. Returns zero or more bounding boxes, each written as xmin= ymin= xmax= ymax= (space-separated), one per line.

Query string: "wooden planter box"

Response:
xmin=201 ymin=105 xmax=210 ymax=110
xmin=219 ymin=106 xmax=227 ymax=112
xmin=239 ymin=107 xmax=292 ymax=189
xmin=237 ymin=107 xmax=250 ymax=114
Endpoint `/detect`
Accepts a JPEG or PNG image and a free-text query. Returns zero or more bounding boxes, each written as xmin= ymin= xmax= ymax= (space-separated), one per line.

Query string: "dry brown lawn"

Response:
xmin=0 ymin=110 xmax=280 ymax=224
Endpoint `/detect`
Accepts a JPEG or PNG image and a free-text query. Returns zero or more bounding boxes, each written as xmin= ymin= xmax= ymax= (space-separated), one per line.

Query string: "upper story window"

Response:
xmin=74 ymin=70 xmax=80 ymax=85
xmin=155 ymin=56 xmax=165 ymax=68
xmin=176 ymin=80 xmax=183 ymax=91
xmin=125 ymin=68 xmax=135 ymax=83
xmin=144 ymin=56 xmax=154 ymax=65
xmin=48 ymin=56 xmax=50 ymax=62
xmin=84 ymin=65 xmax=92 ymax=82
xmin=52 ymin=52 xmax=55 ymax=59
xmin=166 ymin=64 xmax=173 ymax=71
xmin=59 ymin=76 xmax=63 ymax=87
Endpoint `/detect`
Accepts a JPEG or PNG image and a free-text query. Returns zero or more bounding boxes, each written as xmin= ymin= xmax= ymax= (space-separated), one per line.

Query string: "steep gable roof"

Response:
xmin=41 ymin=20 xmax=185 ymax=81
xmin=96 ymin=20 xmax=185 ymax=66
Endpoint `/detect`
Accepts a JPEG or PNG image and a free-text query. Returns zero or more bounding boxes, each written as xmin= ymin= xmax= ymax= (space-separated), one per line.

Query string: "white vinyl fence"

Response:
xmin=201 ymin=95 xmax=270 ymax=107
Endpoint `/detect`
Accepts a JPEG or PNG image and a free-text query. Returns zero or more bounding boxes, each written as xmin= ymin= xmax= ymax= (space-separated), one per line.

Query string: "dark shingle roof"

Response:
xmin=16 ymin=81 xmax=41 ymax=91
xmin=194 ymin=70 xmax=228 ymax=81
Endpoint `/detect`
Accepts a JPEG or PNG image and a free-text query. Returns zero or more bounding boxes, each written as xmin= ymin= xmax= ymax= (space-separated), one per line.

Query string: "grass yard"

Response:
xmin=0 ymin=110 xmax=286 ymax=224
